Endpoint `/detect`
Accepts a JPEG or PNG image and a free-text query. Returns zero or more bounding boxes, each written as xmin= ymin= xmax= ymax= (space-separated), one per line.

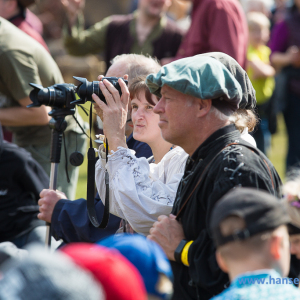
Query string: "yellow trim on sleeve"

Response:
xmin=181 ymin=240 xmax=193 ymax=267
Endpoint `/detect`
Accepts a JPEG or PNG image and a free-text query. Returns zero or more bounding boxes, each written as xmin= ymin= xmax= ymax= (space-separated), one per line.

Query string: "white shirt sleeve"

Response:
xmin=240 ymin=127 xmax=257 ymax=148
xmin=95 ymin=146 xmax=188 ymax=235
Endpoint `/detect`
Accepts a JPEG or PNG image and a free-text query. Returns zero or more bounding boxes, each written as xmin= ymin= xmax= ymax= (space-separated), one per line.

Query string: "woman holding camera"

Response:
xmin=93 ymin=76 xmax=188 ymax=236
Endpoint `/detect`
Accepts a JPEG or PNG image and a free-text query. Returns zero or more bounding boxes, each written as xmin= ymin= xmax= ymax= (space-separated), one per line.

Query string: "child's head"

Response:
xmin=210 ymin=188 xmax=291 ymax=280
xmin=247 ymin=12 xmax=270 ymax=47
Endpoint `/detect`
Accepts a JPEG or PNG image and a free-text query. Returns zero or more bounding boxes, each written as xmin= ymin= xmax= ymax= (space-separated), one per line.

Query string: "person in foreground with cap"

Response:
xmin=146 ymin=55 xmax=281 ymax=300
xmin=98 ymin=234 xmax=174 ymax=299
xmin=209 ymin=187 xmax=300 ymax=300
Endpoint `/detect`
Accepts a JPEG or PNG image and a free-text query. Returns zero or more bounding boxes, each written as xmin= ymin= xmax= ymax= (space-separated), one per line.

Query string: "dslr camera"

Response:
xmin=28 ymin=76 xmax=128 ymax=108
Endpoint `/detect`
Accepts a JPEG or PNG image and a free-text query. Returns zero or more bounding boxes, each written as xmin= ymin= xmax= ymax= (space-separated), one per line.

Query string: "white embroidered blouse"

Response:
xmin=95 ymin=146 xmax=188 ymax=235
xmin=95 ymin=130 xmax=256 ymax=236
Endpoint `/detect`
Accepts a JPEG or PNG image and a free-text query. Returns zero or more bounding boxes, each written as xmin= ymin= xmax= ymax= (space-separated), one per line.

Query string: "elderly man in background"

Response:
xmin=147 ymin=55 xmax=281 ymax=300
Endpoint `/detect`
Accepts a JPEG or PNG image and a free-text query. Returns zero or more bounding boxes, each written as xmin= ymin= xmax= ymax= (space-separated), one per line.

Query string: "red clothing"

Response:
xmin=175 ymin=0 xmax=248 ymax=69
xmin=25 ymin=9 xmax=43 ymax=36
xmin=11 ymin=16 xmax=49 ymax=52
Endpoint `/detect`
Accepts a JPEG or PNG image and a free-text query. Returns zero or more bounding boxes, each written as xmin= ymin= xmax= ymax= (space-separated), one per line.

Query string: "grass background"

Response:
xmin=75 ymin=112 xmax=288 ymax=199
xmin=75 ymin=103 xmax=91 ymax=200
xmin=268 ymin=114 xmax=287 ymax=181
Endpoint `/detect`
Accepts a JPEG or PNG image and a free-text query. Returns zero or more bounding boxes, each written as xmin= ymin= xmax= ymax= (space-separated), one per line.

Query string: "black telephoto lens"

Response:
xmin=27 ymin=83 xmax=76 ymax=109
xmin=72 ymin=76 xmax=128 ymax=105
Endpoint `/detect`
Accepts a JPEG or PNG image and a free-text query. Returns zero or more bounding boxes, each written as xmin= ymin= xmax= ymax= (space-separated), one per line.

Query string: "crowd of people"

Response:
xmin=1 ymin=0 xmax=300 ymax=299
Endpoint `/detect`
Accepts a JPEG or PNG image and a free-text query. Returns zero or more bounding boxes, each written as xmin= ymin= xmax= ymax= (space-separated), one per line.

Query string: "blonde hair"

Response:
xmin=283 ymin=169 xmax=300 ymax=198
xmin=247 ymin=11 xmax=270 ymax=30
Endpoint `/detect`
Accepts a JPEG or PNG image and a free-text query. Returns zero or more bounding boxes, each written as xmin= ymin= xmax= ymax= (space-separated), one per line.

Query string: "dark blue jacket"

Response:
xmin=51 ymin=137 xmax=152 ymax=243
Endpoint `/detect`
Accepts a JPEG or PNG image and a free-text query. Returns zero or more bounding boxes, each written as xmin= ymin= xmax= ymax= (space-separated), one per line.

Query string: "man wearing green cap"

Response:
xmin=147 ymin=56 xmax=282 ymax=300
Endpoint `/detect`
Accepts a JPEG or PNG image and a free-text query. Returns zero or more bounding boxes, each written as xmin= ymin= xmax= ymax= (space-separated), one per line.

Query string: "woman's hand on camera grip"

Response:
xmin=92 ymin=76 xmax=129 ymax=152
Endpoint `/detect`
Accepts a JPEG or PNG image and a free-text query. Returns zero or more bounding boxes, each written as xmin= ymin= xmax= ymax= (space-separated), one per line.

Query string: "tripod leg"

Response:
xmin=45 ymin=162 xmax=59 ymax=247
xmin=45 ymin=223 xmax=51 ymax=247
xmin=45 ymin=111 xmax=70 ymax=247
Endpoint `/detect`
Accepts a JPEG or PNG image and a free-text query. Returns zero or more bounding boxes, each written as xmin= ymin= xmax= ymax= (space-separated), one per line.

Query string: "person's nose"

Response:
xmin=153 ymin=97 xmax=165 ymax=115
xmin=134 ymin=107 xmax=145 ymax=121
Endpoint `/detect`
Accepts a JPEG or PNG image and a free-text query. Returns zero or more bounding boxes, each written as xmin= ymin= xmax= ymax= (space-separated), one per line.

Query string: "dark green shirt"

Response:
xmin=64 ymin=11 xmax=169 ymax=58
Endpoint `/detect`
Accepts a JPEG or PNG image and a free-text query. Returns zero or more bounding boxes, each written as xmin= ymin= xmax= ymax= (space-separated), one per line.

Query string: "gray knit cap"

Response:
xmin=0 ymin=245 xmax=104 ymax=300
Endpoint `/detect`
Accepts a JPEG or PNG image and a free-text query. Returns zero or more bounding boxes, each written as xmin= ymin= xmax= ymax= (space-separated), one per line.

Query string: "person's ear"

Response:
xmin=216 ymin=250 xmax=229 ymax=273
xmin=270 ymin=235 xmax=282 ymax=260
xmin=196 ymin=98 xmax=212 ymax=117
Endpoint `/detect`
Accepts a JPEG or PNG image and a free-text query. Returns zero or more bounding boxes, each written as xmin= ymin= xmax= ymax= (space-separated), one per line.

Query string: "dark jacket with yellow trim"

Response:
xmin=171 ymin=124 xmax=281 ymax=300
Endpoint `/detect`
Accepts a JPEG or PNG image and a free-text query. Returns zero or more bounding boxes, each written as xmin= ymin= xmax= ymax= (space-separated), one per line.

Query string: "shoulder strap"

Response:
xmin=176 ymin=142 xmax=274 ymax=220
xmin=86 ymin=104 xmax=110 ymax=228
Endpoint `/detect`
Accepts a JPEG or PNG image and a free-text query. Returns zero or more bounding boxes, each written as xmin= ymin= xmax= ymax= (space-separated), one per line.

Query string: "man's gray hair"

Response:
xmin=210 ymin=106 xmax=231 ymax=122
xmin=111 ymin=54 xmax=161 ymax=85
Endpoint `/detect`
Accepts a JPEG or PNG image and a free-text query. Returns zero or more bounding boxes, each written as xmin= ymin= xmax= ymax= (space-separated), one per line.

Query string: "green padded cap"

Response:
xmin=199 ymin=52 xmax=256 ymax=110
xmin=146 ymin=55 xmax=242 ymax=114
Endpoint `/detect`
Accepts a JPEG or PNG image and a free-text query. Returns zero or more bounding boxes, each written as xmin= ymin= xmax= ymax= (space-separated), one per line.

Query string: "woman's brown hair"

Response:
xmin=129 ymin=76 xmax=159 ymax=106
xmin=232 ymin=109 xmax=258 ymax=133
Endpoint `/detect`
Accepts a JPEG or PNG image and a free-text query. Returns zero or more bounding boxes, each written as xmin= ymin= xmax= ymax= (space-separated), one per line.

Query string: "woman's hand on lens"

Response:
xmin=92 ymin=77 xmax=129 ymax=152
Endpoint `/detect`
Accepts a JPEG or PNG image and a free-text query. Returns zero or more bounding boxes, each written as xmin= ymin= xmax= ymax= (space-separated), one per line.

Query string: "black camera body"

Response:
xmin=28 ymin=76 xmax=128 ymax=108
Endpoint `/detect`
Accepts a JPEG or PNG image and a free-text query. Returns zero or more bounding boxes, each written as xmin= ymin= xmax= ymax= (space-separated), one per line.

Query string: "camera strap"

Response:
xmin=86 ymin=103 xmax=109 ymax=228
